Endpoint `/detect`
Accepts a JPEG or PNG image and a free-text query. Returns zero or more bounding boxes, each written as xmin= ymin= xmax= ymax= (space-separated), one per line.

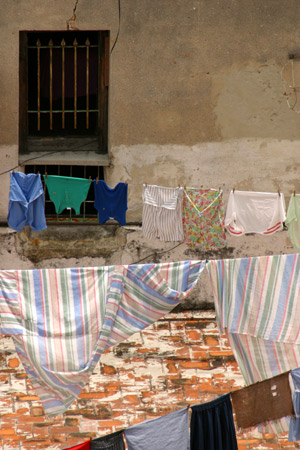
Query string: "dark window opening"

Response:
xmin=20 ymin=30 xmax=109 ymax=155
xmin=25 ymin=165 xmax=104 ymax=222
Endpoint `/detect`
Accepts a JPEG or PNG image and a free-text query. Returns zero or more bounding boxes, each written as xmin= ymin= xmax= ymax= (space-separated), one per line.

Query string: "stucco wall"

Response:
xmin=1 ymin=0 xmax=300 ymax=222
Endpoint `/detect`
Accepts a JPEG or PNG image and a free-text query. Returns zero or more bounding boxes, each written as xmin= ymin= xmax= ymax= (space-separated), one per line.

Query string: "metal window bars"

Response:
xmin=25 ymin=165 xmax=104 ymax=223
xmin=28 ymin=36 xmax=99 ymax=133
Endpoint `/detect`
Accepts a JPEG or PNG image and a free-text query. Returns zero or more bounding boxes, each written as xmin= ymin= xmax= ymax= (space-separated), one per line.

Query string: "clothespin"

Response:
xmin=233 ymin=187 xmax=235 ymax=193
xmin=45 ymin=172 xmax=48 ymax=179
xmin=36 ymin=171 xmax=40 ymax=176
xmin=89 ymin=176 xmax=92 ymax=183
xmin=278 ymin=188 xmax=281 ymax=197
xmin=96 ymin=177 xmax=99 ymax=184
xmin=145 ymin=183 xmax=147 ymax=187
xmin=125 ymin=180 xmax=128 ymax=184
xmin=184 ymin=185 xmax=187 ymax=190
xmin=294 ymin=190 xmax=296 ymax=197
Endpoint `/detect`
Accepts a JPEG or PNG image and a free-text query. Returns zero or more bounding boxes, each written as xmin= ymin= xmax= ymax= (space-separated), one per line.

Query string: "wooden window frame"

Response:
xmin=19 ymin=30 xmax=109 ymax=155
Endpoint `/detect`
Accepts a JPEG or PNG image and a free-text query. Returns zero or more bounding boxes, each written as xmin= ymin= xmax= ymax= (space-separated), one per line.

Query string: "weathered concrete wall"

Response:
xmin=1 ymin=1 xmax=300 ymax=224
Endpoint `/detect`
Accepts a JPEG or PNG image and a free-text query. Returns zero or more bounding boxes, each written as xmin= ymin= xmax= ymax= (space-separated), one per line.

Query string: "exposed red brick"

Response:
xmin=179 ymin=361 xmax=211 ymax=370
xmin=15 ymin=394 xmax=40 ymax=401
xmin=209 ymin=350 xmax=234 ymax=357
xmin=0 ymin=428 xmax=17 ymax=436
xmin=7 ymin=357 xmax=20 ymax=368
xmin=203 ymin=335 xmax=219 ymax=346
xmin=166 ymin=362 xmax=179 ymax=373
xmin=79 ymin=392 xmax=108 ymax=399
xmin=101 ymin=364 xmax=117 ymax=375
xmin=186 ymin=330 xmax=202 ymax=340
xmin=31 ymin=406 xmax=45 ymax=417
xmin=65 ymin=417 xmax=80 ymax=426
xmin=124 ymin=395 xmax=139 ymax=404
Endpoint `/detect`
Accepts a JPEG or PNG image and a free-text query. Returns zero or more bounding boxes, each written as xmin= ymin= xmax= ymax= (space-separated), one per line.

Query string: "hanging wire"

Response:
xmin=132 ymin=242 xmax=184 ymax=264
xmin=0 ymin=139 xmax=98 ymax=176
xmin=281 ymin=59 xmax=300 ymax=113
xmin=111 ymin=0 xmax=121 ymax=54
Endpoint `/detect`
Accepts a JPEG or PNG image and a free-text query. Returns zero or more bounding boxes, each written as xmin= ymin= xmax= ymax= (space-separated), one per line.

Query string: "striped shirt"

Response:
xmin=207 ymin=254 xmax=300 ymax=433
xmin=142 ymin=185 xmax=184 ymax=241
xmin=0 ymin=261 xmax=204 ymax=417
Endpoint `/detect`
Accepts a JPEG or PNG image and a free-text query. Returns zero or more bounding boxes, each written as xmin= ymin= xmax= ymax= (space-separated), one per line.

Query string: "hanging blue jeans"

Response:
xmin=190 ymin=395 xmax=238 ymax=450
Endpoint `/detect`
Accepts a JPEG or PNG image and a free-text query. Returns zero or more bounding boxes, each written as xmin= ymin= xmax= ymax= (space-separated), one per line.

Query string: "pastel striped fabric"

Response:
xmin=207 ymin=254 xmax=300 ymax=433
xmin=0 ymin=261 xmax=204 ymax=417
xmin=142 ymin=184 xmax=184 ymax=241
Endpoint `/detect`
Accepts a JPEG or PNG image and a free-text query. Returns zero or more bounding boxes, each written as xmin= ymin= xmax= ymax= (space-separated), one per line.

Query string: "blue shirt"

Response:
xmin=94 ymin=180 xmax=128 ymax=225
xmin=7 ymin=171 xmax=47 ymax=232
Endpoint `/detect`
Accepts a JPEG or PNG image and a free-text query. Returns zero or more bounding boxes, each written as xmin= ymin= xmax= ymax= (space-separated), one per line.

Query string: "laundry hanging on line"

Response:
xmin=286 ymin=194 xmax=300 ymax=252
xmin=142 ymin=184 xmax=184 ymax=242
xmin=225 ymin=189 xmax=286 ymax=236
xmin=0 ymin=260 xmax=204 ymax=416
xmin=44 ymin=174 xmax=92 ymax=215
xmin=90 ymin=430 xmax=125 ymax=450
xmin=288 ymin=367 xmax=300 ymax=441
xmin=190 ymin=394 xmax=238 ymax=450
xmin=206 ymin=253 xmax=300 ymax=434
xmin=125 ymin=407 xmax=190 ymax=450
xmin=231 ymin=371 xmax=294 ymax=429
xmin=63 ymin=442 xmax=90 ymax=450
xmin=183 ymin=187 xmax=226 ymax=249
xmin=7 ymin=171 xmax=47 ymax=232
xmin=94 ymin=179 xmax=128 ymax=226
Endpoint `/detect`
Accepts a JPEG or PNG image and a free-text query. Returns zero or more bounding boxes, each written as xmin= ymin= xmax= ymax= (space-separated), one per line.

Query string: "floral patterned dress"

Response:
xmin=183 ymin=188 xmax=226 ymax=249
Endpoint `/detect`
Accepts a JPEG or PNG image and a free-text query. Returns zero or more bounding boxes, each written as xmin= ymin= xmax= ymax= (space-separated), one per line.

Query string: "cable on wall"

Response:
xmin=111 ymin=0 xmax=121 ymax=54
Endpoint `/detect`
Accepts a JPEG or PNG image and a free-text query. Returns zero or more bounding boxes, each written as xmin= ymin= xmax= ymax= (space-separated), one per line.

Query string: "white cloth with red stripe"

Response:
xmin=225 ymin=190 xmax=286 ymax=236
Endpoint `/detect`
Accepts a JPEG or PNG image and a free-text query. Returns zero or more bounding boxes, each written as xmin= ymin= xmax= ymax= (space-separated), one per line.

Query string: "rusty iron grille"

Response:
xmin=27 ymin=32 xmax=99 ymax=136
xmin=24 ymin=165 xmax=104 ymax=222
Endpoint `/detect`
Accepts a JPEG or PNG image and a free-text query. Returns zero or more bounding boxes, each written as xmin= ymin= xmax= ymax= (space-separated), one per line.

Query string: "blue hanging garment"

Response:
xmin=7 ymin=171 xmax=47 ymax=232
xmin=190 ymin=395 xmax=238 ymax=450
xmin=124 ymin=407 xmax=190 ymax=450
xmin=94 ymin=180 xmax=128 ymax=225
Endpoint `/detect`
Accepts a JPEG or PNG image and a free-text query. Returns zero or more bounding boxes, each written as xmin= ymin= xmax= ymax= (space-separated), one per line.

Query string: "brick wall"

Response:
xmin=0 ymin=311 xmax=297 ymax=449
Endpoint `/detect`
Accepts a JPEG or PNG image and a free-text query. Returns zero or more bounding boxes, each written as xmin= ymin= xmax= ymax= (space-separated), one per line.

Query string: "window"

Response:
xmin=24 ymin=164 xmax=104 ymax=222
xmin=19 ymin=30 xmax=109 ymax=155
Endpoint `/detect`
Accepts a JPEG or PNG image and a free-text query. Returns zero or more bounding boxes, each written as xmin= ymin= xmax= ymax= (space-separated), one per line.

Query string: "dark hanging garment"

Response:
xmin=190 ymin=394 xmax=238 ymax=450
xmin=231 ymin=371 xmax=294 ymax=429
xmin=90 ymin=431 xmax=125 ymax=450
xmin=94 ymin=180 xmax=128 ymax=226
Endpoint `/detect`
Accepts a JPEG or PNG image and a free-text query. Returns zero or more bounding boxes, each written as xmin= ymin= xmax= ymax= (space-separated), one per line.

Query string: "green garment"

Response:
xmin=44 ymin=175 xmax=91 ymax=215
xmin=285 ymin=194 xmax=300 ymax=251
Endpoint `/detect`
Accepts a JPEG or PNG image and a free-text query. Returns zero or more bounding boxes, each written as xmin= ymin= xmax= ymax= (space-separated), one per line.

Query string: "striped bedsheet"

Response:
xmin=0 ymin=260 xmax=204 ymax=417
xmin=207 ymin=253 xmax=300 ymax=433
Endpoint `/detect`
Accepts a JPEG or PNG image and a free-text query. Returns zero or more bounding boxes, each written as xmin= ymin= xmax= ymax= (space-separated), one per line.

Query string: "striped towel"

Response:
xmin=207 ymin=254 xmax=300 ymax=433
xmin=0 ymin=261 xmax=204 ymax=417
